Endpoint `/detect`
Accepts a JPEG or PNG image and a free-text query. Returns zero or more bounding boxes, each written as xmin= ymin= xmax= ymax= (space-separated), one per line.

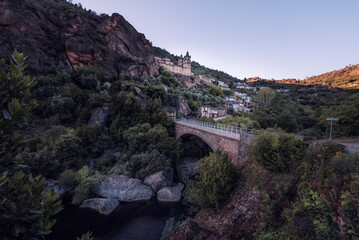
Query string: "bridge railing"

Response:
xmin=175 ymin=118 xmax=303 ymax=139
xmin=175 ymin=118 xmax=271 ymax=136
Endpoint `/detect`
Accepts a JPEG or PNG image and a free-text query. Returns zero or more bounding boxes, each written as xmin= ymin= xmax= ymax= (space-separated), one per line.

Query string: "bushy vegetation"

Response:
xmin=251 ymin=137 xmax=359 ymax=239
xmin=0 ymin=51 xmax=62 ymax=239
xmin=185 ymin=150 xmax=238 ymax=211
xmin=251 ymin=134 xmax=308 ymax=172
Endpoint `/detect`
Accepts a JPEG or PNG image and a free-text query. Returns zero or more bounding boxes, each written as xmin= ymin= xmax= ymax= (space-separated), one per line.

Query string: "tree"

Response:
xmin=185 ymin=150 xmax=238 ymax=211
xmin=0 ymin=50 xmax=62 ymax=239
xmin=256 ymin=87 xmax=276 ymax=108
xmin=209 ymin=85 xmax=224 ymax=97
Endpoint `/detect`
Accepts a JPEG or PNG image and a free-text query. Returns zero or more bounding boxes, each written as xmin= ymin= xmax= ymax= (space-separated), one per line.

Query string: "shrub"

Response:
xmin=59 ymin=169 xmax=80 ymax=189
xmin=89 ymin=90 xmax=110 ymax=108
xmin=51 ymin=94 xmax=76 ymax=123
xmin=319 ymin=143 xmax=346 ymax=161
xmin=96 ymin=155 xmax=113 ymax=174
xmin=76 ymin=125 xmax=108 ymax=157
xmin=123 ymin=123 xmax=181 ymax=161
xmin=127 ymin=150 xmax=171 ymax=180
xmin=185 ymin=150 xmax=238 ymax=211
xmin=72 ymin=166 xmax=105 ymax=205
xmin=331 ymin=153 xmax=359 ymax=175
xmin=251 ymin=134 xmax=308 ymax=172
xmin=71 ymin=66 xmax=100 ymax=89
xmin=53 ymin=130 xmax=84 ymax=169
xmin=109 ymin=150 xmax=171 ymax=180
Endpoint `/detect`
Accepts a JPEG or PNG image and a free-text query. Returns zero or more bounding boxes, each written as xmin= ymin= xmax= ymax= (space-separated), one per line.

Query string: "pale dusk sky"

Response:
xmin=73 ymin=0 xmax=359 ymax=80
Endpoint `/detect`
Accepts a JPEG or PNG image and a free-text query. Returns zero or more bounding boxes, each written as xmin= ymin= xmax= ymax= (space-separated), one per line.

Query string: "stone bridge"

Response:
xmin=175 ymin=119 xmax=258 ymax=162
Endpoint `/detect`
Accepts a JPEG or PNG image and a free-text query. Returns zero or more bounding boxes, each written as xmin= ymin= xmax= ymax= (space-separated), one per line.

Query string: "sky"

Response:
xmin=72 ymin=0 xmax=359 ymax=80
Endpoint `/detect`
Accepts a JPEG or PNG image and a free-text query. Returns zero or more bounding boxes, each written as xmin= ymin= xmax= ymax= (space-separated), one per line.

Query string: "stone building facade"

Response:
xmin=199 ymin=105 xmax=227 ymax=119
xmin=155 ymin=51 xmax=192 ymax=76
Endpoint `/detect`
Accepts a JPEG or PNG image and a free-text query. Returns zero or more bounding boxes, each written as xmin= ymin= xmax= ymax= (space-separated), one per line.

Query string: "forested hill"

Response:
xmin=191 ymin=61 xmax=240 ymax=83
xmin=151 ymin=46 xmax=240 ymax=83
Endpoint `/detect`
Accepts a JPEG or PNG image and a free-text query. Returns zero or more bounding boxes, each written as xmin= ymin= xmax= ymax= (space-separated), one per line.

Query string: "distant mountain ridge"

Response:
xmin=299 ymin=64 xmax=359 ymax=89
xmin=248 ymin=64 xmax=359 ymax=89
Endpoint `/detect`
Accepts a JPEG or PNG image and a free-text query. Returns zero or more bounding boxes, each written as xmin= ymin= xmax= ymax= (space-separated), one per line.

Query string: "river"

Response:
xmin=47 ymin=198 xmax=185 ymax=240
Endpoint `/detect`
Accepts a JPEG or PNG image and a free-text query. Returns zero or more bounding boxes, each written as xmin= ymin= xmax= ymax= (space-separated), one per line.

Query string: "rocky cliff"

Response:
xmin=0 ymin=0 xmax=156 ymax=77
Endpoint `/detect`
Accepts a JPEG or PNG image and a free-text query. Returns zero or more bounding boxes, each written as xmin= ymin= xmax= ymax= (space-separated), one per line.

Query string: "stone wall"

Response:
xmin=155 ymin=57 xmax=192 ymax=76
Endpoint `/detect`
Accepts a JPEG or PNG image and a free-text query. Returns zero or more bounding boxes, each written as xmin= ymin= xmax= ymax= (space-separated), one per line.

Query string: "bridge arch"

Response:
xmin=177 ymin=132 xmax=218 ymax=153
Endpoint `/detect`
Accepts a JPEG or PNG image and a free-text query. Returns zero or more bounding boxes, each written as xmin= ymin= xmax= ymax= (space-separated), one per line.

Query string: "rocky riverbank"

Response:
xmin=44 ymin=157 xmax=200 ymax=215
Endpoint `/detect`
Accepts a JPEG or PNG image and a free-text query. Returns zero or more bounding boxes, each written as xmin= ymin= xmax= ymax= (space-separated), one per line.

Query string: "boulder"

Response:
xmin=103 ymin=82 xmax=111 ymax=88
xmin=80 ymin=198 xmax=119 ymax=215
xmin=94 ymin=174 xmax=154 ymax=202
xmin=143 ymin=168 xmax=173 ymax=192
xmin=177 ymin=97 xmax=191 ymax=116
xmin=176 ymin=158 xmax=200 ymax=183
xmin=88 ymin=107 xmax=109 ymax=128
xmin=157 ymin=183 xmax=184 ymax=202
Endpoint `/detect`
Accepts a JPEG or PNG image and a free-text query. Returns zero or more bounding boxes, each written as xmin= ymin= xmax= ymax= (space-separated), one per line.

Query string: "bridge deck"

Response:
xmin=176 ymin=119 xmax=241 ymax=140
xmin=175 ymin=119 xmax=302 ymax=140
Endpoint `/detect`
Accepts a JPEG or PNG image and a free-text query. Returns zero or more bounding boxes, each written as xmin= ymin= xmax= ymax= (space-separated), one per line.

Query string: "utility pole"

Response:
xmin=326 ymin=117 xmax=339 ymax=141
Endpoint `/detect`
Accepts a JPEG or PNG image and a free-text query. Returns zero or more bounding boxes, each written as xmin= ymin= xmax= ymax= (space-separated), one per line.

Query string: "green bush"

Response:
xmin=59 ymin=169 xmax=80 ymax=189
xmin=251 ymin=134 xmax=308 ymax=172
xmin=72 ymin=166 xmax=105 ymax=205
xmin=123 ymin=123 xmax=181 ymax=161
xmin=109 ymin=150 xmax=171 ymax=180
xmin=320 ymin=143 xmax=346 ymax=161
xmin=184 ymin=150 xmax=238 ymax=211
xmin=53 ymin=130 xmax=84 ymax=169
xmin=51 ymin=94 xmax=76 ymax=123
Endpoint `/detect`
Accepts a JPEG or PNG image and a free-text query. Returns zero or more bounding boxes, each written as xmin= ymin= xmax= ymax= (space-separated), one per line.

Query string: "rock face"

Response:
xmin=94 ymin=174 xmax=154 ymax=202
xmin=194 ymin=187 xmax=263 ymax=239
xmin=157 ymin=183 xmax=184 ymax=202
xmin=88 ymin=107 xmax=109 ymax=128
xmin=177 ymin=97 xmax=191 ymax=116
xmin=170 ymin=218 xmax=221 ymax=240
xmin=176 ymin=158 xmax=200 ymax=183
xmin=0 ymin=0 xmax=156 ymax=76
xmin=80 ymin=198 xmax=119 ymax=215
xmin=143 ymin=169 xmax=173 ymax=192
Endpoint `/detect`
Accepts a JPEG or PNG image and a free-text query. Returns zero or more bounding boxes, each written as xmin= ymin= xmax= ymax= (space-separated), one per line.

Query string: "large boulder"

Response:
xmin=143 ymin=168 xmax=173 ymax=192
xmin=157 ymin=183 xmax=184 ymax=202
xmin=94 ymin=174 xmax=154 ymax=202
xmin=176 ymin=158 xmax=200 ymax=183
xmin=80 ymin=198 xmax=119 ymax=215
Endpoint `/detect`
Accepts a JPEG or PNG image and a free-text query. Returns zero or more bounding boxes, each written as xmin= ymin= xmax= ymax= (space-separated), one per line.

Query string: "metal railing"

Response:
xmin=175 ymin=118 xmax=279 ymax=138
xmin=175 ymin=118 xmax=305 ymax=140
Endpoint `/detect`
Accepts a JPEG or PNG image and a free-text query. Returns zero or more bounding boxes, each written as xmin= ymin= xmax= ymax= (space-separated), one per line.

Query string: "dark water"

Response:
xmin=47 ymin=198 xmax=185 ymax=240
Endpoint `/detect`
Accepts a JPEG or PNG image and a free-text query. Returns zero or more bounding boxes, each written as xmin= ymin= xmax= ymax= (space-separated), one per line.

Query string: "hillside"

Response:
xmin=248 ymin=65 xmax=359 ymax=89
xmin=0 ymin=0 xmax=156 ymax=77
xmin=300 ymin=64 xmax=359 ymax=89
xmin=151 ymin=46 xmax=239 ymax=83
